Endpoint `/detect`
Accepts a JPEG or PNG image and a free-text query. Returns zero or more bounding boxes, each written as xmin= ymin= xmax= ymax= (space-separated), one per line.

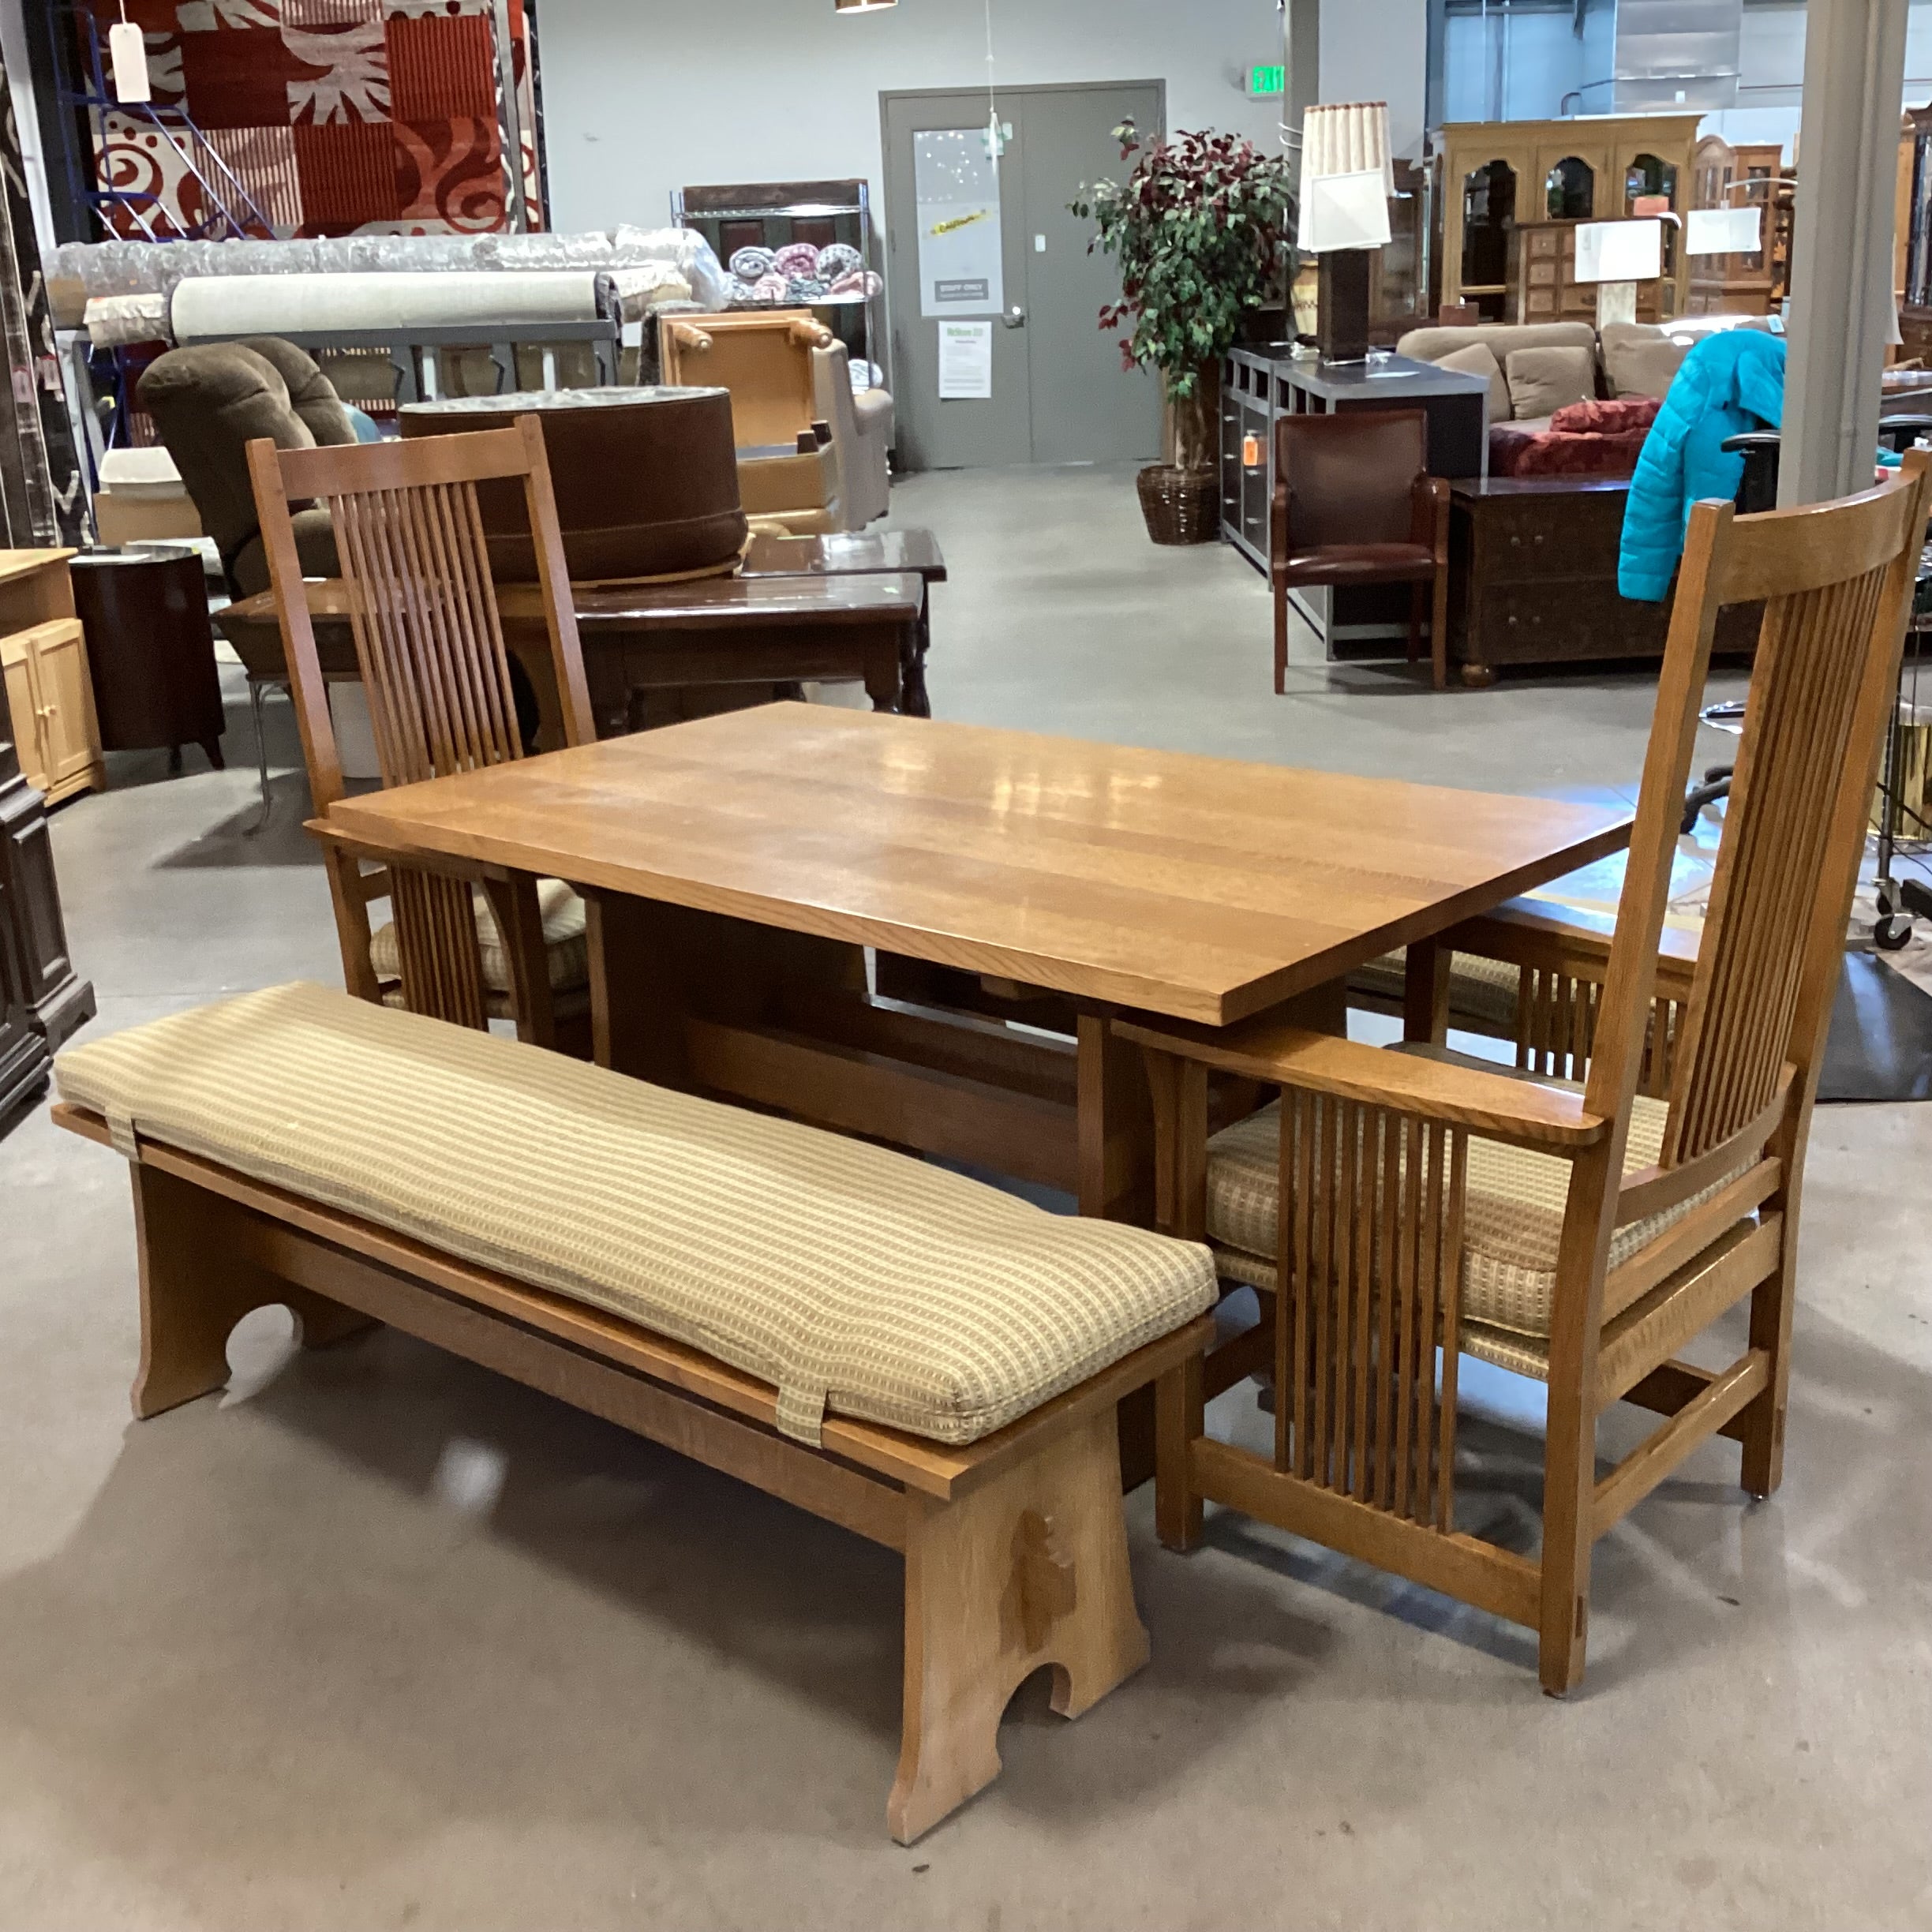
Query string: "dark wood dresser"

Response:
xmin=1448 ymin=477 xmax=1757 ymax=683
xmin=0 ymin=723 xmax=95 ymax=1135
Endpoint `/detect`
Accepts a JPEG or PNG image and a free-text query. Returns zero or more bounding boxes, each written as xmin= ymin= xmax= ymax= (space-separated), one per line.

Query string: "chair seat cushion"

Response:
xmin=370 ymin=878 xmax=587 ymax=994
xmin=1346 ymin=949 xmax=1521 ymax=1034
xmin=1203 ymin=1075 xmax=1741 ymax=1341
xmin=54 ymin=984 xmax=1217 ymax=1447
xmin=1282 ymin=542 xmax=1436 ymax=586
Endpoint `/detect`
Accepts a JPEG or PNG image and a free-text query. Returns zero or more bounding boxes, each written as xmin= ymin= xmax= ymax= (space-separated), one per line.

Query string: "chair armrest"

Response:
xmin=1440 ymin=896 xmax=1699 ymax=1000
xmin=1118 ymin=1015 xmax=1608 ymax=1150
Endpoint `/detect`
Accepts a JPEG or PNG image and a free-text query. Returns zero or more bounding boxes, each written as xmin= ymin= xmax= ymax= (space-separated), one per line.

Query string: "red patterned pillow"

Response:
xmin=1548 ymin=396 xmax=1662 ymax=436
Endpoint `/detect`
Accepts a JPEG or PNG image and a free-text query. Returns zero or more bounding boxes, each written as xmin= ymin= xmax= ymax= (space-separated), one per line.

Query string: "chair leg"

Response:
xmin=1537 ymin=1339 xmax=1602 ymax=1695
xmin=244 ymin=679 xmax=275 ymax=837
xmin=1431 ymin=560 xmax=1451 ymax=691
xmin=1155 ymin=1354 xmax=1205 ymax=1551
xmin=1407 ymin=582 xmax=1425 ymax=665
xmin=1739 ymin=1234 xmax=1797 ymax=1497
xmin=1273 ymin=577 xmax=1290 ymax=695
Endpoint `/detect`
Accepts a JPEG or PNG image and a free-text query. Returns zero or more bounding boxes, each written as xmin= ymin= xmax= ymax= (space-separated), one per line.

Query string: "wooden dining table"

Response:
xmin=319 ymin=702 xmax=1631 ymax=1205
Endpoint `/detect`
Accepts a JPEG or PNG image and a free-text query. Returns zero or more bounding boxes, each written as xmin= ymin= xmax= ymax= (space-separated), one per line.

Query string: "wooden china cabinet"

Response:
xmin=0 ymin=551 xmax=95 ymax=1134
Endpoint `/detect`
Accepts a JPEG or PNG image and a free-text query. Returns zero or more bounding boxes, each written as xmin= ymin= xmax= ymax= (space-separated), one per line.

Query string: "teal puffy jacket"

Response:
xmin=1617 ymin=329 xmax=1786 ymax=602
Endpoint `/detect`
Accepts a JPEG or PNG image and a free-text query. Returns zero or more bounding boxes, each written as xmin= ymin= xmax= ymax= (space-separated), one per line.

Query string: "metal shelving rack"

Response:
xmin=670 ymin=178 xmax=888 ymax=394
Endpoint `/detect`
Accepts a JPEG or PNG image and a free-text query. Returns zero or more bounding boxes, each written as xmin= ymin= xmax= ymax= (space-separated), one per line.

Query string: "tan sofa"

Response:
xmin=1398 ymin=317 xmax=1780 ymax=414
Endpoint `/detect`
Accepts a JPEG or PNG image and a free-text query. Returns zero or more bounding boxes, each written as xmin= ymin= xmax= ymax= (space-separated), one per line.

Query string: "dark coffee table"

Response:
xmin=740 ymin=529 xmax=946 ymax=717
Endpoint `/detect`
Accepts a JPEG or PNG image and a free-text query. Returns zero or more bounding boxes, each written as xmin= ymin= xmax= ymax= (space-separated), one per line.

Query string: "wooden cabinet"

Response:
xmin=0 ymin=552 xmax=102 ymax=806
xmin=1448 ymin=477 xmax=1758 ymax=682
xmin=1688 ymin=137 xmax=1792 ymax=317
xmin=1437 ymin=114 xmax=1701 ymax=324
xmin=0 ymin=718 xmax=95 ymax=1136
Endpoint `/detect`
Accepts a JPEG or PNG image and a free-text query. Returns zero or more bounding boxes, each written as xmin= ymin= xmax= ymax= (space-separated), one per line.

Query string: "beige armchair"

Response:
xmin=813 ymin=339 xmax=893 ymax=529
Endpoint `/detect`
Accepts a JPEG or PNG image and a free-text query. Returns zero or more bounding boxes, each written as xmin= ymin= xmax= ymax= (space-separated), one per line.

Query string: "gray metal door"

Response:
xmin=1017 ymin=80 xmax=1163 ymax=466
xmin=882 ymin=81 xmax=1163 ymax=470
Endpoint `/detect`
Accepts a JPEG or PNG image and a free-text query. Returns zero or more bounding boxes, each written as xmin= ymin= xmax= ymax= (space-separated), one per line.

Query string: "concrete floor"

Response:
xmin=3 ymin=464 xmax=1930 ymax=1930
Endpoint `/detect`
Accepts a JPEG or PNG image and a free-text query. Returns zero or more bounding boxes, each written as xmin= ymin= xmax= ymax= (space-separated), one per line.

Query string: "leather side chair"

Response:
xmin=1271 ymin=408 xmax=1451 ymax=693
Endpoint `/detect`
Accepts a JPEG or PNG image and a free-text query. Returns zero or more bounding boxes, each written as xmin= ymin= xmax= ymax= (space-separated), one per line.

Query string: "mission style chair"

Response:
xmin=248 ymin=417 xmax=598 ymax=1053
xmin=1130 ymin=450 xmax=1932 ymax=1692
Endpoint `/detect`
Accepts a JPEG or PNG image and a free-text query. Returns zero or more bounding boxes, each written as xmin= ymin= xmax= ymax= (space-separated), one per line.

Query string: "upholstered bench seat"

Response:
xmin=54 ymin=982 xmax=1215 ymax=1448
xmin=56 ymin=981 xmax=1218 ymax=1840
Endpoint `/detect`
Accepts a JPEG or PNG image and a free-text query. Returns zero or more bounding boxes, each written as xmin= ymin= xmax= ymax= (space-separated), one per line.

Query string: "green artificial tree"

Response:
xmin=1069 ymin=121 xmax=1297 ymax=477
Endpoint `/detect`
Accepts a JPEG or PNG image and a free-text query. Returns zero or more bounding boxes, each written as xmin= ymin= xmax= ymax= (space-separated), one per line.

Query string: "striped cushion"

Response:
xmin=54 ymin=983 xmax=1215 ymax=1447
xmin=1346 ymin=949 xmax=1522 ymax=1034
xmin=369 ymin=878 xmax=588 ymax=994
xmin=1204 ymin=1084 xmax=1739 ymax=1341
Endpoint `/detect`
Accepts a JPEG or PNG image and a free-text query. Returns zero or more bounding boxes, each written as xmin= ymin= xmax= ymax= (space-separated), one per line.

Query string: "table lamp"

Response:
xmin=1572 ymin=218 xmax=1663 ymax=328
xmin=1297 ymin=100 xmax=1394 ymax=362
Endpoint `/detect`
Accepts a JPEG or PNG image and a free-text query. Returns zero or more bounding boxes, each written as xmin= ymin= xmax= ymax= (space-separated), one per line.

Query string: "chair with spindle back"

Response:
xmin=1126 ymin=451 xmax=1932 ymax=1693
xmin=247 ymin=417 xmax=597 ymax=1053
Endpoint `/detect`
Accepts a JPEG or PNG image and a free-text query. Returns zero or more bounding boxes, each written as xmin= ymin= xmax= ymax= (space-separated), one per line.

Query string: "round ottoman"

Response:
xmin=398 ymin=386 xmax=745 ymax=582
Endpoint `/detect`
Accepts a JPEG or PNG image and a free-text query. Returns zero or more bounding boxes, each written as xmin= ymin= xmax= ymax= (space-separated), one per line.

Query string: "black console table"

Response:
xmin=1220 ymin=347 xmax=1489 ymax=654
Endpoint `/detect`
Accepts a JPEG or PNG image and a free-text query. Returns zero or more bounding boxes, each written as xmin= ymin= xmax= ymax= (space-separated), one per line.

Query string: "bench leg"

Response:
xmin=888 ymin=1406 xmax=1149 ymax=1844
xmin=130 ymin=1165 xmax=373 ymax=1420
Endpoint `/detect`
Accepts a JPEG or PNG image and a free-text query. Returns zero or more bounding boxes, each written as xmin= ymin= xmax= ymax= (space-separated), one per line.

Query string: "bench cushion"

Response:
xmin=55 ymin=983 xmax=1216 ymax=1448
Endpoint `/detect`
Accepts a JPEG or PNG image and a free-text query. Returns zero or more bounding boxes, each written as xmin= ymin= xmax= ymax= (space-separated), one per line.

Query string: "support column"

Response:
xmin=1780 ymin=0 xmax=1911 ymax=506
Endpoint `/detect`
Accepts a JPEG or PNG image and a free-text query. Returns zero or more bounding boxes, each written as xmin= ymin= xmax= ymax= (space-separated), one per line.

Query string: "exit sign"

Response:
xmin=1247 ymin=62 xmax=1284 ymax=99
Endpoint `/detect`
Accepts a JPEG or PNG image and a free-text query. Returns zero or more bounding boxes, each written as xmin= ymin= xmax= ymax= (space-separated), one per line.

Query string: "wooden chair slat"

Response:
xmin=250 ymin=418 xmax=597 ymax=1045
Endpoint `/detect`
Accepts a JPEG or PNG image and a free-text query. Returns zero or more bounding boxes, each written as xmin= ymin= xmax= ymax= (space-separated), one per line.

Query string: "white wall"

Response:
xmin=539 ymin=0 xmax=1299 ymax=236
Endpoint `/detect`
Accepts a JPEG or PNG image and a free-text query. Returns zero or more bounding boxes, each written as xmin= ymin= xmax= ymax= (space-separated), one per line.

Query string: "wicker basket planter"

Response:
xmin=1136 ymin=464 xmax=1220 ymax=545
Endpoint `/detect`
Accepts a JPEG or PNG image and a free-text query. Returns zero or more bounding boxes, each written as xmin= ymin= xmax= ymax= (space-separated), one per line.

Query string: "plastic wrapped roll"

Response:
xmin=786 ymin=276 xmax=829 ymax=305
xmin=817 ymin=243 xmax=862 ymax=279
xmin=84 ymin=292 xmax=171 ymax=346
xmin=772 ymin=242 xmax=821 ymax=278
xmin=170 ymin=270 xmax=609 ymax=342
xmin=749 ymin=272 xmax=788 ymax=304
xmin=728 ymin=245 xmax=777 ymax=281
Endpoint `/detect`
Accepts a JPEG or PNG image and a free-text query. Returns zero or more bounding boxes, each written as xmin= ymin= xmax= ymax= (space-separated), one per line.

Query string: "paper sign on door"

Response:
xmin=938 ymin=320 xmax=994 ymax=400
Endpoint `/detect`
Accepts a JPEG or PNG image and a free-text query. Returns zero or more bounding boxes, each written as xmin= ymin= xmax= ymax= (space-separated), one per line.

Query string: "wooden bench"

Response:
xmin=52 ymin=987 xmax=1213 ymax=1843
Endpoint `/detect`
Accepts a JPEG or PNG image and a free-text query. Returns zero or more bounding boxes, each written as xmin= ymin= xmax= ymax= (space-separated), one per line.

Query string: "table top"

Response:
xmin=221 ymin=571 xmax=925 ymax=633
xmin=1230 ymin=350 xmax=1492 ymax=403
xmin=322 ymin=707 xmax=1632 ymax=1027
xmin=741 ymin=529 xmax=948 ymax=583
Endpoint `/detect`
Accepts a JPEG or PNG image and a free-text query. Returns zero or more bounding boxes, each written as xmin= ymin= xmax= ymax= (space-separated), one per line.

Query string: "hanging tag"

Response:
xmin=109 ymin=21 xmax=152 ymax=104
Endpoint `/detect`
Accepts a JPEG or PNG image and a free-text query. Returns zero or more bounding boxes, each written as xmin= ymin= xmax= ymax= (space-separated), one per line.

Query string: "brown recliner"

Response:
xmin=138 ymin=338 xmax=356 ymax=597
xmin=397 ymin=387 xmax=747 ymax=582
xmin=1271 ymin=409 xmax=1451 ymax=693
